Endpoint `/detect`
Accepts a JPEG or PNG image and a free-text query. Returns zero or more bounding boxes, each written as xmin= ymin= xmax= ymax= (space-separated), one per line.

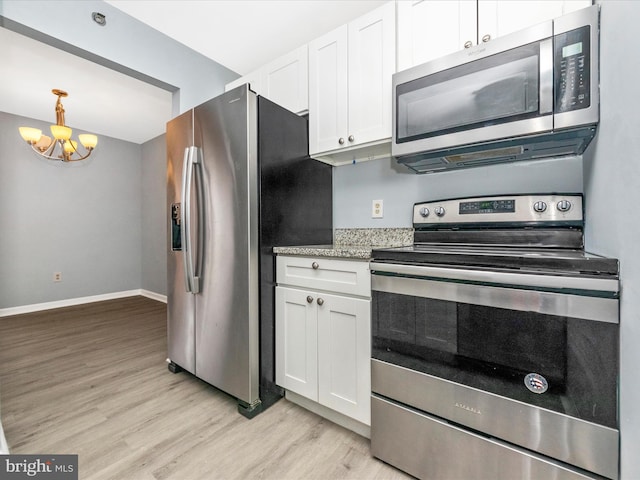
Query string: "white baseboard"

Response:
xmin=140 ymin=289 xmax=167 ymax=303
xmin=0 ymin=289 xmax=167 ymax=317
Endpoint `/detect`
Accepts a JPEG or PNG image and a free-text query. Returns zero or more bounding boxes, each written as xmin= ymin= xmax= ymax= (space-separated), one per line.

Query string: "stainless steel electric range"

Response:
xmin=370 ymin=193 xmax=619 ymax=480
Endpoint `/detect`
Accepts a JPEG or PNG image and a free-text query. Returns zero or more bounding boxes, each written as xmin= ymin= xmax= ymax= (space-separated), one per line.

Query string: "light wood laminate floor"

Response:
xmin=0 ymin=296 xmax=410 ymax=480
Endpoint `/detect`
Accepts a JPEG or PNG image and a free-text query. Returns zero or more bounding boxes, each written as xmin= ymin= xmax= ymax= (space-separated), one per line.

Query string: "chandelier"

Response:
xmin=19 ymin=89 xmax=98 ymax=162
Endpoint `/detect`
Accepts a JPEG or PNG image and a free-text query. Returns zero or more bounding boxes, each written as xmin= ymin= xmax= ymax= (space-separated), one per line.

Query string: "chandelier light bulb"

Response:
xmin=78 ymin=134 xmax=98 ymax=149
xmin=63 ymin=140 xmax=78 ymax=154
xmin=50 ymin=125 xmax=72 ymax=141
xmin=19 ymin=127 xmax=42 ymax=144
xmin=35 ymin=135 xmax=53 ymax=152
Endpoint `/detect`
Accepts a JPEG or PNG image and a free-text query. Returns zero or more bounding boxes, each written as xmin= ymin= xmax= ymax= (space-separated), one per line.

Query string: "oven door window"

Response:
xmin=396 ymin=42 xmax=544 ymax=143
xmin=372 ymin=291 xmax=618 ymax=428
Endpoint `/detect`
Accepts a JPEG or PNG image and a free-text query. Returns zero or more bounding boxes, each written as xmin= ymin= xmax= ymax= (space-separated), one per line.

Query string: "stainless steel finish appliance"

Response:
xmin=370 ymin=194 xmax=619 ymax=479
xmin=392 ymin=6 xmax=599 ymax=173
xmin=167 ymin=85 xmax=332 ymax=418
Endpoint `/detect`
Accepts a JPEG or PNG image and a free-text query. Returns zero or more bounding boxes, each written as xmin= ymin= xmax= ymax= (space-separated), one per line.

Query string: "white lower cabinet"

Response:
xmin=316 ymin=292 xmax=371 ymax=424
xmin=276 ymin=256 xmax=371 ymax=427
xmin=276 ymin=286 xmax=318 ymax=400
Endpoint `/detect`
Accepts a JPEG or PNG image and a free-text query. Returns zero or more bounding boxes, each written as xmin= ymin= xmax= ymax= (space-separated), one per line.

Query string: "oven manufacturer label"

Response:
xmin=524 ymin=373 xmax=549 ymax=394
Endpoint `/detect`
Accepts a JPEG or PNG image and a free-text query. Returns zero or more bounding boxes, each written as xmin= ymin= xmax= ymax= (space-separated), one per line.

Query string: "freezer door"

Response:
xmin=193 ymin=86 xmax=260 ymax=406
xmin=166 ymin=109 xmax=196 ymax=374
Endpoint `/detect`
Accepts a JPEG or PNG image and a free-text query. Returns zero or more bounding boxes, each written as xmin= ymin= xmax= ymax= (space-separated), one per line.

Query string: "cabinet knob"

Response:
xmin=317 ymin=298 xmax=324 ymax=306
xmin=312 ymin=262 xmax=319 ymax=270
xmin=482 ymin=34 xmax=491 ymax=43
xmin=348 ymin=135 xmax=355 ymax=142
xmin=464 ymin=40 xmax=473 ymax=49
xmin=338 ymin=137 xmax=345 ymax=145
xmin=307 ymin=296 xmax=314 ymax=304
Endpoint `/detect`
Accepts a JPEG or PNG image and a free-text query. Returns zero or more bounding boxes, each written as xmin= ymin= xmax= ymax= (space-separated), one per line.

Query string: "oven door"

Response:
xmin=370 ymin=262 xmax=619 ymax=480
xmin=392 ymin=21 xmax=553 ymax=158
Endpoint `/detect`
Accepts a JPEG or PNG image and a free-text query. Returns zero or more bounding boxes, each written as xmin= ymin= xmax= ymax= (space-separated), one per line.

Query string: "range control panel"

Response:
xmin=413 ymin=194 xmax=583 ymax=227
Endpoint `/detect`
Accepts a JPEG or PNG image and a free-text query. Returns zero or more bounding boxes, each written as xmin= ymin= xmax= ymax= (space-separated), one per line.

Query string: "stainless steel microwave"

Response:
xmin=392 ymin=6 xmax=599 ymax=173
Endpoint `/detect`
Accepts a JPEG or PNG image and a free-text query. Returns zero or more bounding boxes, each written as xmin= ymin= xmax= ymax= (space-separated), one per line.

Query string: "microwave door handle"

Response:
xmin=539 ymin=38 xmax=554 ymax=115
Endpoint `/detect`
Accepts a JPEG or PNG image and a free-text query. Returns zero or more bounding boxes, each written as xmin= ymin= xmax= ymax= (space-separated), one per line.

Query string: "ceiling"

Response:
xmin=1 ymin=0 xmax=385 ymax=145
xmin=0 ymin=27 xmax=172 ymax=145
xmin=104 ymin=0 xmax=386 ymax=76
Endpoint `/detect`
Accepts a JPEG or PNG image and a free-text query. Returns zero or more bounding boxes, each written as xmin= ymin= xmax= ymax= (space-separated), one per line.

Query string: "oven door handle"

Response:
xmin=371 ymin=265 xmax=618 ymax=324
xmin=370 ymin=262 xmax=619 ymax=295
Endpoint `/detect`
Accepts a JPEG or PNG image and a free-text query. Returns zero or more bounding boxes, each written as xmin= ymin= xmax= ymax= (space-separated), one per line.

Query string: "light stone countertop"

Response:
xmin=273 ymin=228 xmax=413 ymax=260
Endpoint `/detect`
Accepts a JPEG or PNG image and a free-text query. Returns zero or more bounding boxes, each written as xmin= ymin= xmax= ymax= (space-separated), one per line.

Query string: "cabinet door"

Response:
xmin=225 ymin=69 xmax=262 ymax=94
xmin=260 ymin=45 xmax=309 ymax=115
xmin=317 ymin=293 xmax=371 ymax=425
xmin=478 ymin=0 xmax=591 ymax=44
xmin=347 ymin=1 xmax=396 ymax=147
xmin=275 ymin=287 xmax=318 ymax=401
xmin=397 ymin=0 xmax=477 ymax=71
xmin=309 ymin=25 xmax=348 ymax=155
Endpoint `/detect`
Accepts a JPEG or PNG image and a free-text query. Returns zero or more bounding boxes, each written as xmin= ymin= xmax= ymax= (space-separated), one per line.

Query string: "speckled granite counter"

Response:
xmin=273 ymin=228 xmax=413 ymax=259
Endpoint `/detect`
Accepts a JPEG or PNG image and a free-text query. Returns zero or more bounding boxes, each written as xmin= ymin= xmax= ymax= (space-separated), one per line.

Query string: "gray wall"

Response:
xmin=333 ymin=156 xmax=584 ymax=227
xmin=0 ymin=0 xmax=238 ymax=115
xmin=0 ymin=111 xmax=142 ymax=309
xmin=141 ymin=134 xmax=167 ymax=296
xmin=584 ymin=2 xmax=640 ymax=478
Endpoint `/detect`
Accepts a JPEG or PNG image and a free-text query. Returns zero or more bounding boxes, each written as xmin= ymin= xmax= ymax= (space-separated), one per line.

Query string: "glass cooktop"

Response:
xmin=371 ymin=244 xmax=619 ymax=276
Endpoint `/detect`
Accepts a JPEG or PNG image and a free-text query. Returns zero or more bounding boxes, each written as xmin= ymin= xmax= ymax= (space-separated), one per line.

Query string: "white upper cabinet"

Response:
xmin=397 ymin=0 xmax=476 ymax=71
xmin=225 ymin=69 xmax=262 ymax=94
xmin=478 ymin=0 xmax=592 ymax=43
xmin=260 ymin=45 xmax=309 ymax=115
xmin=225 ymin=45 xmax=309 ymax=115
xmin=308 ymin=25 xmax=349 ymax=155
xmin=348 ymin=2 xmax=396 ymax=149
xmin=397 ymin=0 xmax=592 ymax=71
xmin=309 ymin=1 xmax=396 ymax=164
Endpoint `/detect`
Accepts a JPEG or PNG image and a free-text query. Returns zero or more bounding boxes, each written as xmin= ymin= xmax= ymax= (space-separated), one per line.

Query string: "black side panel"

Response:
xmin=257 ymin=96 xmax=333 ymax=406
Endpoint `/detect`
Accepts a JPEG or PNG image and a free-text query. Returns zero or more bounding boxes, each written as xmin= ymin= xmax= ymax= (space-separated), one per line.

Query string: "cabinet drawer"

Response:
xmin=277 ymin=256 xmax=371 ymax=297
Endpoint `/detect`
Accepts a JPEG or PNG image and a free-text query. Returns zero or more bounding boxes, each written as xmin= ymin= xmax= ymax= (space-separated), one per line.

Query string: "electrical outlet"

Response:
xmin=53 ymin=272 xmax=62 ymax=282
xmin=372 ymin=199 xmax=384 ymax=219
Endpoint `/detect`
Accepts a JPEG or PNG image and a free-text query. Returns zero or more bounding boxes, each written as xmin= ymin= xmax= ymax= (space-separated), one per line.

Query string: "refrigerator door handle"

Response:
xmin=180 ymin=146 xmax=197 ymax=293
xmin=192 ymin=147 xmax=204 ymax=294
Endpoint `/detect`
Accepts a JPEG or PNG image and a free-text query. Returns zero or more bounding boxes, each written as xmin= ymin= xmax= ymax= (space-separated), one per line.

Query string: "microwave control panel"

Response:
xmin=554 ymin=25 xmax=591 ymax=113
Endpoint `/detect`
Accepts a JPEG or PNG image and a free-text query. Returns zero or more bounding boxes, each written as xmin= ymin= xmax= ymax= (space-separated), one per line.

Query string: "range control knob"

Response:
xmin=434 ymin=206 xmax=446 ymax=217
xmin=533 ymin=201 xmax=547 ymax=213
xmin=557 ymin=200 xmax=572 ymax=212
xmin=419 ymin=207 xmax=430 ymax=218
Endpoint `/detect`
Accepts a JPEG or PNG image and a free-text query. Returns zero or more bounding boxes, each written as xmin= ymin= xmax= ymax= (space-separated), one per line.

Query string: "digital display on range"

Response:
xmin=459 ymin=199 xmax=515 ymax=214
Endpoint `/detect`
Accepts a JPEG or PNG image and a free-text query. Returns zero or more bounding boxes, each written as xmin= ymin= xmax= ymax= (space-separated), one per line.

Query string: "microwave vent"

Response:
xmin=396 ymin=126 xmax=597 ymax=174
xmin=444 ymin=146 xmax=524 ymax=164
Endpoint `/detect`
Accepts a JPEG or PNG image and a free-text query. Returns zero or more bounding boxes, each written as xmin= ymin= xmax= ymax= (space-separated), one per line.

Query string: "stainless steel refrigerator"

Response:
xmin=166 ymin=85 xmax=332 ymax=418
